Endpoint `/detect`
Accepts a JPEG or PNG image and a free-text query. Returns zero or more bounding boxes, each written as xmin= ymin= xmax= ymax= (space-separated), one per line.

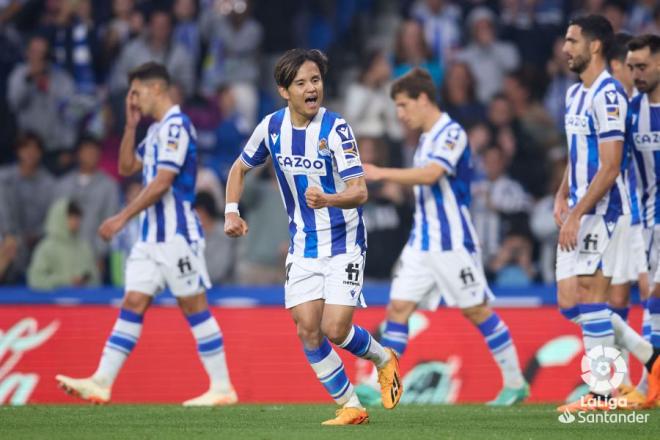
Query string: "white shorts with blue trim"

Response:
xmin=389 ymin=245 xmax=494 ymax=310
xmin=612 ymin=222 xmax=648 ymax=285
xmin=556 ymin=214 xmax=630 ymax=281
xmin=125 ymin=234 xmax=211 ymax=297
xmin=284 ymin=245 xmax=367 ymax=309
xmin=642 ymin=224 xmax=660 ymax=285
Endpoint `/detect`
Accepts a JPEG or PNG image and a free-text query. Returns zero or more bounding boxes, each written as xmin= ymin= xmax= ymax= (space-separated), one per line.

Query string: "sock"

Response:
xmin=610 ymin=313 xmax=652 ymax=365
xmin=186 ymin=309 xmax=232 ymax=393
xmin=304 ymin=338 xmax=361 ymax=407
xmin=380 ymin=321 xmax=409 ymax=357
xmin=477 ymin=313 xmax=525 ymax=389
xmin=609 ymin=306 xmax=629 ymax=322
xmin=609 ymin=306 xmax=632 ymax=384
xmin=93 ymin=308 xmax=143 ymax=387
xmin=642 ymin=300 xmax=652 ymax=342
xmin=560 ymin=306 xmax=581 ymax=324
xmin=579 ymin=303 xmax=615 ymax=394
xmin=649 ymin=297 xmax=660 ymax=348
xmin=339 ymin=325 xmax=390 ymax=368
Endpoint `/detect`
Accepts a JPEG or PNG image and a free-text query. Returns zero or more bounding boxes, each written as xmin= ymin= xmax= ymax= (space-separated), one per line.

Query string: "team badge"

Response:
xmin=318 ymin=138 xmax=331 ymax=157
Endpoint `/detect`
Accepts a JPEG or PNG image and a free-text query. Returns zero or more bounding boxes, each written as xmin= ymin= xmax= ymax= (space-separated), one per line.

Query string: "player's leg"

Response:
xmin=381 ymin=300 xmax=418 ymax=357
xmin=177 ymin=292 xmax=236 ymax=406
xmin=608 ymin=282 xmax=632 ymax=388
xmin=645 ymin=283 xmax=660 ymax=406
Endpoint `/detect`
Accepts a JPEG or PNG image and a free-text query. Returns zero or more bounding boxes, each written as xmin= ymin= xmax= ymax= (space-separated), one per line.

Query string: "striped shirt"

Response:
xmin=240 ymin=107 xmax=366 ymax=258
xmin=136 ymin=105 xmax=203 ymax=243
xmin=407 ymin=113 xmax=478 ymax=252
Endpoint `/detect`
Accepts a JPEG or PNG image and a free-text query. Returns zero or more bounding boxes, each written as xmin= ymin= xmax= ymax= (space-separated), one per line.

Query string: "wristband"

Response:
xmin=225 ymin=202 xmax=240 ymax=215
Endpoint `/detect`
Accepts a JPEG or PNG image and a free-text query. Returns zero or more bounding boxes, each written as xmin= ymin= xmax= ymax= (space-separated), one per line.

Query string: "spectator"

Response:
xmin=602 ymin=0 xmax=629 ymax=34
xmin=0 ymin=184 xmax=18 ymax=283
xmin=7 ymin=35 xmax=78 ymax=153
xmin=487 ymin=232 xmax=537 ymax=286
xmin=457 ymin=7 xmax=520 ymax=104
xmin=0 ymin=133 xmax=55 ymax=279
xmin=108 ymin=178 xmax=141 ymax=287
xmin=100 ymin=0 xmax=143 ymax=73
xmin=27 ymin=199 xmax=100 ymax=290
xmin=200 ymin=0 xmax=263 ymax=98
xmin=56 ymin=135 xmax=120 ymax=272
xmin=440 ymin=61 xmax=485 ymax=129
xmin=410 ymin=0 xmax=461 ymax=70
xmin=110 ymin=9 xmax=195 ymax=97
xmin=193 ymin=191 xmax=236 ymax=285
xmin=471 ymin=144 xmax=532 ymax=265
xmin=543 ymin=36 xmax=577 ymax=131
xmin=628 ymin=0 xmax=657 ymax=33
xmin=172 ymin=0 xmax=202 ymax=67
xmin=343 ymin=49 xmax=402 ymax=141
xmin=392 ymin=20 xmax=442 ymax=86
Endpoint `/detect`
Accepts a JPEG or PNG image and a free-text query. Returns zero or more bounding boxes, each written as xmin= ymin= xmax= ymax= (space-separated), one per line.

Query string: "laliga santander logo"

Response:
xmin=580 ymin=345 xmax=627 ymax=394
xmin=0 ymin=318 xmax=59 ymax=405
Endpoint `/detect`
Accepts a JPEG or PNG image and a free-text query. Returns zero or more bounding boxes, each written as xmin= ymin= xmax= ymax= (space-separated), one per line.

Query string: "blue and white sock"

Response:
xmin=339 ymin=325 xmax=390 ymax=368
xmin=610 ymin=306 xmax=629 ymax=322
xmin=304 ymin=338 xmax=361 ymax=407
xmin=560 ymin=305 xmax=581 ymax=324
xmin=477 ymin=313 xmax=525 ymax=389
xmin=579 ymin=303 xmax=615 ymax=353
xmin=641 ymin=300 xmax=652 ymax=342
xmin=649 ymin=297 xmax=660 ymax=349
xmin=608 ymin=306 xmax=632 ymax=385
xmin=186 ymin=309 xmax=232 ymax=393
xmin=381 ymin=321 xmax=409 ymax=357
xmin=93 ymin=308 xmax=143 ymax=387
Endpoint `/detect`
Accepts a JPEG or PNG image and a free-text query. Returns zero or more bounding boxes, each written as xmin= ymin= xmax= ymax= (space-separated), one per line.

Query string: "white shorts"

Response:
xmin=284 ymin=246 xmax=367 ymax=309
xmin=556 ymin=214 xmax=630 ymax=281
xmin=389 ymin=246 xmax=495 ymax=310
xmin=125 ymin=235 xmax=211 ymax=297
xmin=643 ymin=224 xmax=660 ymax=284
xmin=612 ymin=223 xmax=648 ymax=285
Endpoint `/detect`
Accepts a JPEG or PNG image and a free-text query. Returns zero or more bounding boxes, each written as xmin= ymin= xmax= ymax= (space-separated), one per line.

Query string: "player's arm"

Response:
xmin=224 ymin=158 xmax=251 ymax=237
xmin=118 ymin=91 xmax=143 ymax=176
xmin=306 ymin=176 xmax=368 ymax=209
xmin=363 ymin=162 xmax=445 ymax=186
xmin=553 ymin=165 xmax=570 ymax=227
xmin=98 ymin=170 xmax=176 ymax=241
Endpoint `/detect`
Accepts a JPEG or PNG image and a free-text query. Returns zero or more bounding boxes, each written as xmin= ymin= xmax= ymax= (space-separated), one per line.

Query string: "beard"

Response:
xmin=635 ymin=77 xmax=659 ymax=94
xmin=568 ymin=52 xmax=590 ymax=74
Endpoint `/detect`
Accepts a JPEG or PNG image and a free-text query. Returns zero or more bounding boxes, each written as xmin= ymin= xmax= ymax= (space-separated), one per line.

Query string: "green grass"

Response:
xmin=0 ymin=404 xmax=657 ymax=440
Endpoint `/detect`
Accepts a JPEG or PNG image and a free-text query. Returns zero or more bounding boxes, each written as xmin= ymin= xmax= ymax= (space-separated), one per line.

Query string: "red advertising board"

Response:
xmin=0 ymin=306 xmax=645 ymax=405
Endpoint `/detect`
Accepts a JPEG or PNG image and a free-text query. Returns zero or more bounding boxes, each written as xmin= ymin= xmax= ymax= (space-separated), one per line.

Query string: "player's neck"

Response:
xmin=288 ymin=107 xmax=314 ymax=129
xmin=579 ymin=58 xmax=606 ymax=88
xmin=649 ymin=87 xmax=660 ymax=104
xmin=153 ymin=99 xmax=176 ymax=121
xmin=422 ymin=107 xmax=443 ymax=133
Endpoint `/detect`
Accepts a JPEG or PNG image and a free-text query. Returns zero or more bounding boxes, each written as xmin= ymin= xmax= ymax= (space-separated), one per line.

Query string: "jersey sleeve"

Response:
xmin=135 ymin=138 xmax=146 ymax=162
xmin=156 ymin=120 xmax=191 ymax=173
xmin=427 ymin=124 xmax=467 ymax=175
xmin=240 ymin=118 xmax=270 ymax=168
xmin=593 ymin=87 xmax=627 ymax=143
xmin=329 ymin=119 xmax=363 ymax=181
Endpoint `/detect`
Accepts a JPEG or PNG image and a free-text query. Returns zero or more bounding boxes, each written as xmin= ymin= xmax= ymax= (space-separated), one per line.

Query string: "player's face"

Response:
xmin=610 ymin=59 xmax=633 ymax=93
xmin=128 ymin=79 xmax=159 ymax=116
xmin=280 ymin=60 xmax=323 ymax=121
xmin=563 ymin=25 xmax=591 ymax=74
xmin=627 ymin=47 xmax=660 ymax=94
xmin=393 ymin=92 xmax=424 ymax=130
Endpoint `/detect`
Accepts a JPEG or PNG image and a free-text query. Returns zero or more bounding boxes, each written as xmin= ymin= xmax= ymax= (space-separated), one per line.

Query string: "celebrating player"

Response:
xmin=361 ymin=68 xmax=529 ymax=406
xmin=223 ymin=49 xmax=402 ymax=425
xmin=56 ymin=62 xmax=236 ymax=406
xmin=554 ymin=16 xmax=660 ymax=412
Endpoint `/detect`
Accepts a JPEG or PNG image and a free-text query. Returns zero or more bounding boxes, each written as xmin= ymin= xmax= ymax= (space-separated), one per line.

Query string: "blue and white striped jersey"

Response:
xmin=564 ymin=70 xmax=630 ymax=220
xmin=630 ymin=93 xmax=660 ymax=227
xmin=240 ymin=107 xmax=366 ymax=258
xmin=136 ymin=105 xmax=203 ymax=243
xmin=407 ymin=113 xmax=478 ymax=252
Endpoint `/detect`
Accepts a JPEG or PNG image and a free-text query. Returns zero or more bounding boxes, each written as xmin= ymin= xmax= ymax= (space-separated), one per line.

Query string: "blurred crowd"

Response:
xmin=0 ymin=0 xmax=658 ymax=290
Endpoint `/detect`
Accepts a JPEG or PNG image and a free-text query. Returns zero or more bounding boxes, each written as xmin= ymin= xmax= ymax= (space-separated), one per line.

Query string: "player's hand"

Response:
xmin=553 ymin=195 xmax=569 ymax=228
xmin=558 ymin=211 xmax=580 ymax=251
xmin=362 ymin=163 xmax=383 ymax=181
xmin=98 ymin=214 xmax=127 ymax=241
xmin=224 ymin=213 xmax=248 ymax=237
xmin=305 ymin=187 xmax=328 ymax=209
xmin=125 ymin=90 xmax=141 ymax=129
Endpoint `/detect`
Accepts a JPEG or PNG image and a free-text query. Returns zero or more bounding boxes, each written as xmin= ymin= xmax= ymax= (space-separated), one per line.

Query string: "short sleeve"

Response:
xmin=593 ymin=87 xmax=627 ymax=142
xmin=329 ymin=120 xmax=363 ymax=181
xmin=240 ymin=118 xmax=270 ymax=168
xmin=135 ymin=138 xmax=146 ymax=161
xmin=427 ymin=124 xmax=467 ymax=175
xmin=157 ymin=120 xmax=191 ymax=173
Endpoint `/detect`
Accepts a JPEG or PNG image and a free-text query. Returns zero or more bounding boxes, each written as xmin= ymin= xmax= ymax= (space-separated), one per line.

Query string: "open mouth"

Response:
xmin=304 ymin=96 xmax=318 ymax=106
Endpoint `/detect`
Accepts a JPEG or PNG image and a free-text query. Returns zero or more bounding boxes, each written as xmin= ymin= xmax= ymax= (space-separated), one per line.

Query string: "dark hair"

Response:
xmin=390 ymin=67 xmax=438 ymax=103
xmin=67 ymin=200 xmax=82 ymax=217
xmin=628 ymin=34 xmax=660 ymax=55
xmin=75 ymin=134 xmax=101 ymax=151
xmin=273 ymin=49 xmax=328 ymax=89
xmin=608 ymin=32 xmax=633 ymax=63
xmin=193 ymin=191 xmax=219 ymax=219
xmin=15 ymin=131 xmax=44 ymax=152
xmin=568 ymin=14 xmax=614 ymax=59
xmin=440 ymin=62 xmax=477 ymax=105
xmin=128 ymin=61 xmax=170 ymax=85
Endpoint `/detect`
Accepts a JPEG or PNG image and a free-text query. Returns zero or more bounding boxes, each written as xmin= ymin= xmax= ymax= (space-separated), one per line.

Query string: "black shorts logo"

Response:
xmin=344 ymin=263 xmax=361 ymax=286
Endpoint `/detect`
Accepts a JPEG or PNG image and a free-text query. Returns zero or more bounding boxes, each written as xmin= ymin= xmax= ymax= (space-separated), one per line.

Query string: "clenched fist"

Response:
xmin=305 ymin=187 xmax=328 ymax=209
xmin=224 ymin=213 xmax=249 ymax=237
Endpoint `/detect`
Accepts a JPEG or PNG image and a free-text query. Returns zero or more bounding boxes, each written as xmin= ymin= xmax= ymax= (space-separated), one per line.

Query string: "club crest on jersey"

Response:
xmin=318 ymin=138 xmax=331 ymax=157
xmin=335 ymin=123 xmax=353 ymax=142
xmin=275 ymin=154 xmax=326 ymax=176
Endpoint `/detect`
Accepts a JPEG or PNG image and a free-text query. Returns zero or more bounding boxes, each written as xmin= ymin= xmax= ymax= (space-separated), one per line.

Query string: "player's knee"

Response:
xmin=461 ymin=303 xmax=491 ymax=325
xmin=387 ymin=301 xmax=415 ymax=322
xmin=296 ymin=323 xmax=323 ymax=347
xmin=122 ymin=291 xmax=151 ymax=314
xmin=320 ymin=320 xmax=351 ymax=345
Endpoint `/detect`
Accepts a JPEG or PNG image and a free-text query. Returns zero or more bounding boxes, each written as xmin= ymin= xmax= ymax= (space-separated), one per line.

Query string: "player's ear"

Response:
xmin=277 ymin=86 xmax=290 ymax=101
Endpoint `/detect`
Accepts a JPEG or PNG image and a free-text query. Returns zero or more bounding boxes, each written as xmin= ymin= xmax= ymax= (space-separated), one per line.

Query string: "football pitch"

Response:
xmin=1 ymin=404 xmax=657 ymax=439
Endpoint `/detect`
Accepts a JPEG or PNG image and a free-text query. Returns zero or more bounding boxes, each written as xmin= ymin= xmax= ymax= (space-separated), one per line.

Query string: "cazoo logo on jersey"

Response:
xmin=0 ymin=318 xmax=59 ymax=405
xmin=634 ymin=132 xmax=660 ymax=151
xmin=564 ymin=115 xmax=591 ymax=135
xmin=276 ymin=154 xmax=327 ymax=176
